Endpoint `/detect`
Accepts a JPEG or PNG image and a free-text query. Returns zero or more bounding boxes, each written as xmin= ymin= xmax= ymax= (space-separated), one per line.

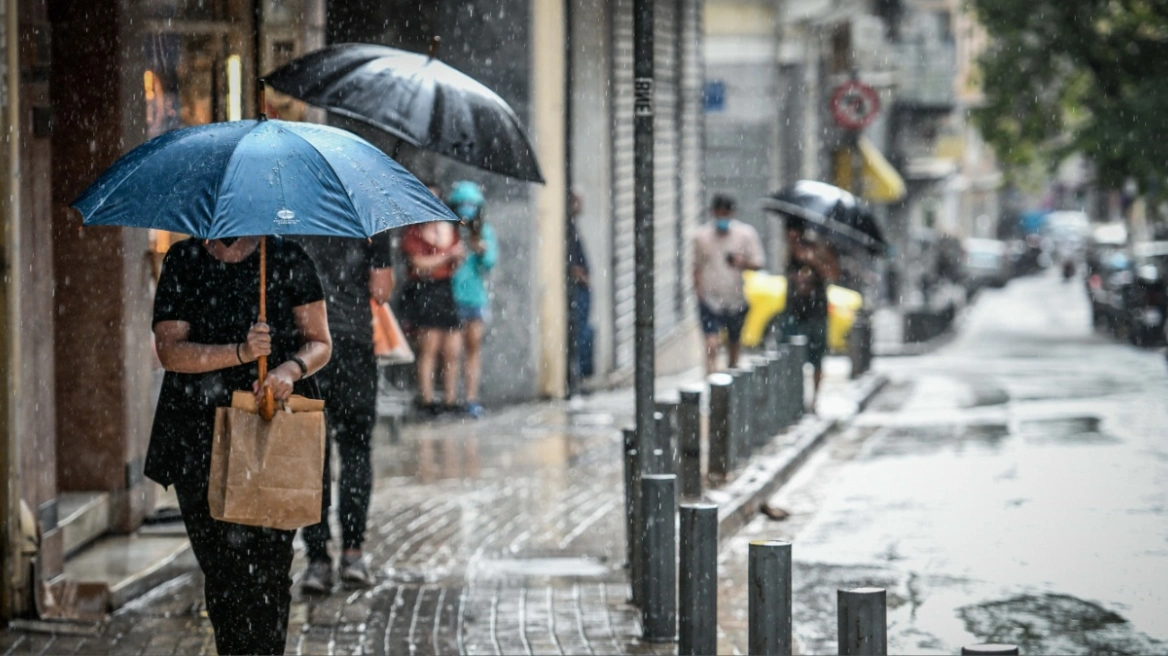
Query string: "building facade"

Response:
xmin=702 ymin=0 xmax=1001 ymax=305
xmin=0 ymin=0 xmax=705 ymax=617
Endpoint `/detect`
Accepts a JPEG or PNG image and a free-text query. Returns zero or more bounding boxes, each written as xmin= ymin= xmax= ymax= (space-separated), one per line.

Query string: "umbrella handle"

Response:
xmin=258 ymin=236 xmax=276 ymax=421
xmin=428 ymin=36 xmax=441 ymax=60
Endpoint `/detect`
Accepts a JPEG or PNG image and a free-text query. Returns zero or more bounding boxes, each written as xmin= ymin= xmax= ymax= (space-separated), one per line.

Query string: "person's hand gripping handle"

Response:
xmin=244 ymin=322 xmax=276 ymax=420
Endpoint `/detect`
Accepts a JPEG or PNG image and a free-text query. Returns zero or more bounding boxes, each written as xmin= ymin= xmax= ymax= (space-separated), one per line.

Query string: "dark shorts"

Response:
xmin=699 ymin=303 xmax=749 ymax=343
xmin=780 ymin=313 xmax=828 ymax=370
xmin=401 ymin=279 xmax=460 ymax=330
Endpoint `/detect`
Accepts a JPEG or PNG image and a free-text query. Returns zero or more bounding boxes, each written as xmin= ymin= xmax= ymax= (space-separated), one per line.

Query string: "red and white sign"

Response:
xmin=829 ymin=80 xmax=881 ymax=131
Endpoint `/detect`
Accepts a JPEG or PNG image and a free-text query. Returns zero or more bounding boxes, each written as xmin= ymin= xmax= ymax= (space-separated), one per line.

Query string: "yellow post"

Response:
xmin=532 ymin=0 xmax=568 ymax=398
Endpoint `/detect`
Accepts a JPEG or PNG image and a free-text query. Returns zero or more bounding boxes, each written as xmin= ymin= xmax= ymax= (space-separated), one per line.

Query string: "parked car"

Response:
xmin=1085 ymin=222 xmax=1128 ymax=280
xmin=1008 ymin=234 xmax=1047 ymax=277
xmin=1122 ymin=242 xmax=1168 ymax=346
xmin=1044 ymin=211 xmax=1091 ymax=260
xmin=963 ymin=238 xmax=1010 ymax=292
xmin=1088 ymin=250 xmax=1132 ymax=334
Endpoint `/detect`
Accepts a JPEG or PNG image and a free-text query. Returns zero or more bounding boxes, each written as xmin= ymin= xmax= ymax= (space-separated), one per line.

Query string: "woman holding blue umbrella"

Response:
xmin=72 ymin=115 xmax=457 ymax=654
xmin=151 ymin=234 xmax=329 ymax=654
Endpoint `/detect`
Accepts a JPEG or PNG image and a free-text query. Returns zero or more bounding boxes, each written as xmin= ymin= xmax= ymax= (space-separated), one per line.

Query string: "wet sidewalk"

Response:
xmin=0 ymin=363 xmax=879 ymax=655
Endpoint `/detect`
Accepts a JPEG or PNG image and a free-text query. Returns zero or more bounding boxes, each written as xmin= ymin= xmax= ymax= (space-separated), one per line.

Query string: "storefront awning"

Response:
xmin=834 ymin=137 xmax=907 ymax=203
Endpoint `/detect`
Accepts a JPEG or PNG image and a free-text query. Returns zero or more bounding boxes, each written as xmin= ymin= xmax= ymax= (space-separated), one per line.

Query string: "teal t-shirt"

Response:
xmin=452 ymin=223 xmax=498 ymax=309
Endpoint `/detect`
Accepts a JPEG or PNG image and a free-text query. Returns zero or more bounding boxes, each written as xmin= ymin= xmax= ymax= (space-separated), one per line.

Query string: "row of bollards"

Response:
xmin=622 ymin=334 xmax=1016 ymax=656
xmin=625 ymin=335 xmax=813 ymax=639
xmin=706 ymin=339 xmax=809 ymax=480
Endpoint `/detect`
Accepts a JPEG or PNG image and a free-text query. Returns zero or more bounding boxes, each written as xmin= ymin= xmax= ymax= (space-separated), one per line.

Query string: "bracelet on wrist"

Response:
xmin=236 ymin=342 xmax=245 ymax=365
xmin=290 ymin=355 xmax=309 ymax=379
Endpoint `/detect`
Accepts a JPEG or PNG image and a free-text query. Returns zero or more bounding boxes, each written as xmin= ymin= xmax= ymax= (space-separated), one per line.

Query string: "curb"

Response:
xmin=709 ymin=371 xmax=889 ymax=546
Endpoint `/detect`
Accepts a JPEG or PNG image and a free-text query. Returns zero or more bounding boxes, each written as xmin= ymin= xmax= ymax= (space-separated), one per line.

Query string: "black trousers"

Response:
xmin=175 ymin=480 xmax=295 ymax=656
xmin=303 ymin=332 xmax=377 ymax=561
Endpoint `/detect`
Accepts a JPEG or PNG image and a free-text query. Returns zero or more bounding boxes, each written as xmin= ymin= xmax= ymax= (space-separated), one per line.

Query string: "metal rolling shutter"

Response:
xmin=611 ymin=0 xmax=635 ymax=370
xmin=677 ymin=0 xmax=704 ymax=324
xmin=653 ymin=0 xmax=680 ymax=341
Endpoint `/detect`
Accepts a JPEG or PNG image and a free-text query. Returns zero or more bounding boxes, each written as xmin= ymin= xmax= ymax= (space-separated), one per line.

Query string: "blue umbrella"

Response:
xmin=72 ymin=118 xmax=457 ymax=239
xmin=71 ymin=117 xmax=457 ymax=419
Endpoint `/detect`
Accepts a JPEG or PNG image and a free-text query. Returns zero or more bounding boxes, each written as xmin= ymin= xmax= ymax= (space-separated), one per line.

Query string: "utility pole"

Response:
xmin=633 ymin=0 xmax=655 ymax=464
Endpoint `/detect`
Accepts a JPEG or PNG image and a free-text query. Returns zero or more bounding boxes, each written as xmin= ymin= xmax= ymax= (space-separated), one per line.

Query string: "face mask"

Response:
xmin=715 ymin=219 xmax=731 ymax=233
xmin=219 ymin=237 xmax=238 ymax=248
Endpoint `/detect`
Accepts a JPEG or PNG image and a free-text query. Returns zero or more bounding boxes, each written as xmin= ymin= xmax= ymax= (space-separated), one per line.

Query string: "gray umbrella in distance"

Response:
xmin=264 ymin=41 xmax=544 ymax=183
xmin=761 ymin=180 xmax=887 ymax=254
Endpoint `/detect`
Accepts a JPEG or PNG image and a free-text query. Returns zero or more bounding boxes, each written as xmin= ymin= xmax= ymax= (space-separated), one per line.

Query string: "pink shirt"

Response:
xmin=693 ymin=220 xmax=765 ymax=312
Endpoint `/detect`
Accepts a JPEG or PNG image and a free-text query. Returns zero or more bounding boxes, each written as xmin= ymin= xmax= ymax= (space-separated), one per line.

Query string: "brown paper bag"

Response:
xmin=208 ymin=391 xmax=327 ymax=531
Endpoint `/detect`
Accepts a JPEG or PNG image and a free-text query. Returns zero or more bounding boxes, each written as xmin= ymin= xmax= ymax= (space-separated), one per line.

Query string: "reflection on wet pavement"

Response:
xmin=958 ymin=593 xmax=1164 ymax=655
xmin=717 ymin=272 xmax=1168 ymax=655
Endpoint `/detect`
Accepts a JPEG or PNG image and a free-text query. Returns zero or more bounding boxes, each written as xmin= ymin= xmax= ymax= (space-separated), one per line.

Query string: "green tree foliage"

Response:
xmin=971 ymin=0 xmax=1168 ymax=189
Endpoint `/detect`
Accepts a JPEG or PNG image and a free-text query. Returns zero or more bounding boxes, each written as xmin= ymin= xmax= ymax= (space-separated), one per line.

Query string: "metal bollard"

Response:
xmin=655 ymin=400 xmax=679 ymax=476
xmin=641 ymin=474 xmax=677 ymax=643
xmin=772 ymin=346 xmax=792 ymax=428
xmin=754 ymin=357 xmax=774 ymax=446
xmin=729 ymin=366 xmax=753 ymax=460
xmin=837 ymin=587 xmax=888 ymax=655
xmin=961 ymin=646 xmax=1020 ymax=655
xmin=748 ymin=540 xmax=793 ymax=656
xmin=849 ymin=311 xmax=873 ymax=378
xmin=707 ymin=374 xmax=734 ymax=479
xmin=623 ymin=427 xmax=644 ymax=606
xmin=768 ymin=353 xmax=785 ymax=433
xmin=677 ymin=386 xmax=703 ymax=499
xmin=679 ymin=503 xmax=718 ymax=656
xmin=742 ymin=358 xmax=759 ymax=442
xmin=756 ymin=353 xmax=775 ymax=438
xmin=788 ymin=335 xmax=808 ymax=418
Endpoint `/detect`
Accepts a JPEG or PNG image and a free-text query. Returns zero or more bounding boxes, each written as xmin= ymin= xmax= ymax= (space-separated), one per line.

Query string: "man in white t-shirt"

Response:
xmin=693 ymin=194 xmax=765 ymax=373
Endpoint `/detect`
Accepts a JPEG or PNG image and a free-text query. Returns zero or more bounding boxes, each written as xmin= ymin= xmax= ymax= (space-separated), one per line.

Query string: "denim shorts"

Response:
xmin=698 ymin=302 xmax=749 ymax=343
xmin=456 ymin=304 xmax=490 ymax=325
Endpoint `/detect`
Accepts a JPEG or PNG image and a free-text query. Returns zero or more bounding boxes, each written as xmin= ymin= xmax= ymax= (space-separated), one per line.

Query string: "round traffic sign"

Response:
xmin=830 ymin=80 xmax=881 ymax=130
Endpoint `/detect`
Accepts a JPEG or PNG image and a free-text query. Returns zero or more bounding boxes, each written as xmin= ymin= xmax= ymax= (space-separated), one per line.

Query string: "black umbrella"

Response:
xmin=761 ymin=180 xmax=887 ymax=254
xmin=264 ymin=42 xmax=545 ymax=183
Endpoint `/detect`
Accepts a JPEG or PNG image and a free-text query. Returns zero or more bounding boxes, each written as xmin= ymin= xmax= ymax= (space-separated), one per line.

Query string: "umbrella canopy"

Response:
xmin=73 ymin=118 xmax=457 ymax=238
xmin=72 ymin=117 xmax=458 ymax=421
xmin=264 ymin=43 xmax=545 ymax=183
xmin=761 ymin=180 xmax=887 ymax=254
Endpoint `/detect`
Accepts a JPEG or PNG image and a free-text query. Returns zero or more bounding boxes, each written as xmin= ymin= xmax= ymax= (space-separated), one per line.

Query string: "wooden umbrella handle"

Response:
xmin=258 ymin=236 xmax=276 ymax=420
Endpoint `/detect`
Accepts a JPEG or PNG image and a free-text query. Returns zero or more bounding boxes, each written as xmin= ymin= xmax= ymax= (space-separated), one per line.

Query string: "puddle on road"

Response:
xmin=959 ymin=593 xmax=1164 ymax=655
xmin=866 ymin=422 xmax=1011 ymax=458
xmin=1018 ymin=416 xmax=1119 ymax=446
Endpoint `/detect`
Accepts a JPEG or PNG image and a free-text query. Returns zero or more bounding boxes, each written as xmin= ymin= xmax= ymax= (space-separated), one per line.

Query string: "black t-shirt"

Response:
xmin=295 ymin=232 xmax=393 ymax=339
xmin=786 ymin=255 xmax=829 ymax=323
xmin=567 ymin=220 xmax=590 ymax=286
xmin=146 ymin=237 xmax=324 ymax=486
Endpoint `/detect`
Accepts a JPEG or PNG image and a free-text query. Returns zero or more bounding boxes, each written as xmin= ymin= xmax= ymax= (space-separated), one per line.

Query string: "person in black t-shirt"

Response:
xmin=780 ymin=225 xmax=840 ymax=410
xmin=295 ymin=232 xmax=393 ymax=592
xmin=150 ymin=236 xmax=331 ymax=656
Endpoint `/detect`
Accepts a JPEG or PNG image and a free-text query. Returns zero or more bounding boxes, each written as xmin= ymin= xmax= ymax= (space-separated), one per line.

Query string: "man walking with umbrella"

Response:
xmin=297 ymin=231 xmax=395 ymax=592
xmin=782 ymin=225 xmax=840 ymax=410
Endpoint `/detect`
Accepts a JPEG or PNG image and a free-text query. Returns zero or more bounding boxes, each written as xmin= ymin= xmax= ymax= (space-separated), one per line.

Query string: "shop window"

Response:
xmin=143 ymin=26 xmax=244 ymax=266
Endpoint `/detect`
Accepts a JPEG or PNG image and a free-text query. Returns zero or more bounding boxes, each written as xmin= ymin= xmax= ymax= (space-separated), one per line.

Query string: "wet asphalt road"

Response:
xmin=720 ymin=270 xmax=1168 ymax=654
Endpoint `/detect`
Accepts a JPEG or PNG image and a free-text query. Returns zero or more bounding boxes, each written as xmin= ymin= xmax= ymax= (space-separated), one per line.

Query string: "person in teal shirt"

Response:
xmin=448 ymin=181 xmax=497 ymax=418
